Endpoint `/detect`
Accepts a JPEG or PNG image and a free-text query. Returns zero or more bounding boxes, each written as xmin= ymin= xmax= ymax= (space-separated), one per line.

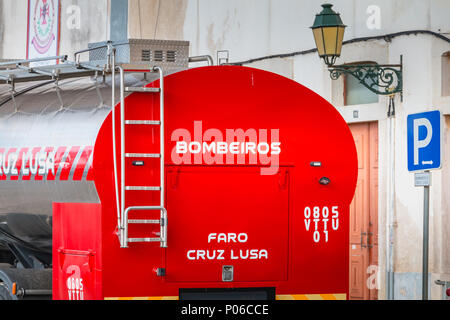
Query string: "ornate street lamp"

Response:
xmin=311 ymin=4 xmax=402 ymax=95
xmin=311 ymin=3 xmax=346 ymax=67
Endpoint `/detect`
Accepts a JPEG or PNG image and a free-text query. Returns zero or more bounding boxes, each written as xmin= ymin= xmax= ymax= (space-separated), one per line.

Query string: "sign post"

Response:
xmin=422 ymin=174 xmax=430 ymax=300
xmin=407 ymin=110 xmax=442 ymax=300
xmin=414 ymin=170 xmax=430 ymax=300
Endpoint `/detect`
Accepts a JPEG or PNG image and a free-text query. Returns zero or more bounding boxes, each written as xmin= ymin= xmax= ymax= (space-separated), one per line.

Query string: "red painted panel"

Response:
xmin=53 ymin=203 xmax=102 ymax=300
xmin=165 ymin=166 xmax=290 ymax=282
xmin=86 ymin=66 xmax=358 ymax=298
xmin=55 ymin=249 xmax=96 ymax=300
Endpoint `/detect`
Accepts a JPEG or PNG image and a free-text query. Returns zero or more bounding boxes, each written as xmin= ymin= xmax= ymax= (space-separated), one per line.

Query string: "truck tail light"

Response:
xmin=11 ymin=282 xmax=17 ymax=296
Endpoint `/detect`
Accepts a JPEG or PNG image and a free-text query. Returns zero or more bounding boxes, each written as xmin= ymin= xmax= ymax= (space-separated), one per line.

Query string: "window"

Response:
xmin=344 ymin=62 xmax=379 ymax=106
xmin=442 ymin=52 xmax=450 ymax=96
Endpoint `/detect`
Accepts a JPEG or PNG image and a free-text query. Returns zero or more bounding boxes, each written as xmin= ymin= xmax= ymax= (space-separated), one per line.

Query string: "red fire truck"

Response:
xmin=0 ymin=39 xmax=357 ymax=300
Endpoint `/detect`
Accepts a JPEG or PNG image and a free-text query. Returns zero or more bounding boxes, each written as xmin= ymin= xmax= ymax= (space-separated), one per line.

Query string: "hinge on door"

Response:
xmin=361 ymin=232 xmax=367 ymax=248
xmin=367 ymin=232 xmax=373 ymax=248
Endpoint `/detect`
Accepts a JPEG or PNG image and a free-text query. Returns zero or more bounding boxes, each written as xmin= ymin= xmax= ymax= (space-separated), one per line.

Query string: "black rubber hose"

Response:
xmin=0 ymin=227 xmax=51 ymax=255
xmin=0 ymin=80 xmax=55 ymax=108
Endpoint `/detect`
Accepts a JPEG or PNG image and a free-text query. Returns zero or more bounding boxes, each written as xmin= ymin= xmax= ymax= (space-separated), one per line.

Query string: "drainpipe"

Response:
xmin=386 ymin=94 xmax=396 ymax=300
xmin=110 ymin=0 xmax=128 ymax=41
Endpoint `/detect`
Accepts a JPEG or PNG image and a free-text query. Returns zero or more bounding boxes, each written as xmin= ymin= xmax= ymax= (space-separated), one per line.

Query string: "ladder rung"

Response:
xmin=128 ymin=219 xmax=160 ymax=224
xmin=125 ymin=153 xmax=161 ymax=158
xmin=125 ymin=87 xmax=161 ymax=93
xmin=125 ymin=186 xmax=161 ymax=191
xmin=125 ymin=120 xmax=161 ymax=125
xmin=128 ymin=237 xmax=161 ymax=243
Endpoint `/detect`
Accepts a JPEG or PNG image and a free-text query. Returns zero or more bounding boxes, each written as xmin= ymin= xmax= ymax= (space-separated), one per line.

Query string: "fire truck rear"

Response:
xmin=0 ymin=39 xmax=357 ymax=300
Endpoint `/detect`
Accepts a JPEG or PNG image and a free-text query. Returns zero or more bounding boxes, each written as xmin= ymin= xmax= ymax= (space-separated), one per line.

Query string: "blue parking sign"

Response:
xmin=407 ymin=110 xmax=441 ymax=172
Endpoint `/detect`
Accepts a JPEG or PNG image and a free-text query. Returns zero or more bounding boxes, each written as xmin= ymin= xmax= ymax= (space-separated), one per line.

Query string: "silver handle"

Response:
xmin=122 ymin=206 xmax=167 ymax=248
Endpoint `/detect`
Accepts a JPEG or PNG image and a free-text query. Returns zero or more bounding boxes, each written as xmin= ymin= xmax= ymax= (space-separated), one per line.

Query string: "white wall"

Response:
xmin=183 ymin=0 xmax=450 ymax=64
xmin=59 ymin=0 xmax=109 ymax=60
xmin=0 ymin=0 xmax=108 ymax=60
xmin=0 ymin=0 xmax=28 ymax=59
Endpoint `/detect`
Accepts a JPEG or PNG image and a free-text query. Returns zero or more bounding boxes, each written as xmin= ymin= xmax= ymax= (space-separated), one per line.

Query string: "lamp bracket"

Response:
xmin=328 ymin=61 xmax=403 ymax=95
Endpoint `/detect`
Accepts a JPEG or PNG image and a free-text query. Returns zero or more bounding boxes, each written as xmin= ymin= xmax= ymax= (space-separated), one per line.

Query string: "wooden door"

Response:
xmin=348 ymin=122 xmax=378 ymax=300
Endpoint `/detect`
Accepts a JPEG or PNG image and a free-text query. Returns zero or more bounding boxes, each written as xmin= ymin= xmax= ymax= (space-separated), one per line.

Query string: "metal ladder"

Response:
xmin=0 ymin=44 xmax=170 ymax=250
xmin=112 ymin=56 xmax=167 ymax=249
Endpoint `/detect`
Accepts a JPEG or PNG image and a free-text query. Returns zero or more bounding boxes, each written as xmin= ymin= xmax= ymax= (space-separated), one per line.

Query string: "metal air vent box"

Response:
xmin=88 ymin=39 xmax=189 ymax=72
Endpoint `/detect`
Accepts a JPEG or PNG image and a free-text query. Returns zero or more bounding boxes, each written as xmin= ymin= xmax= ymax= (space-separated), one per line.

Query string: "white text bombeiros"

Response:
xmin=171 ymin=121 xmax=281 ymax=175
xmin=176 ymin=141 xmax=281 ymax=156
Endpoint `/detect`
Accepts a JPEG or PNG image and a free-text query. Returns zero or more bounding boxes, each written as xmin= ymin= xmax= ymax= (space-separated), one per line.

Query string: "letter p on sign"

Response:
xmin=407 ymin=110 xmax=441 ymax=172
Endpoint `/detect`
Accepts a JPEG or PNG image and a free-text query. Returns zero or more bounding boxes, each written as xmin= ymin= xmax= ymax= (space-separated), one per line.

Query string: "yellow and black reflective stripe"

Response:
xmin=105 ymin=293 xmax=346 ymax=300
xmin=276 ymin=293 xmax=346 ymax=300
